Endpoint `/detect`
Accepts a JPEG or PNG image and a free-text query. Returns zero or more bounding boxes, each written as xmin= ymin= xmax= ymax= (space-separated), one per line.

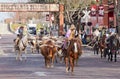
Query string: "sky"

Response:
xmin=0 ymin=0 xmax=28 ymax=22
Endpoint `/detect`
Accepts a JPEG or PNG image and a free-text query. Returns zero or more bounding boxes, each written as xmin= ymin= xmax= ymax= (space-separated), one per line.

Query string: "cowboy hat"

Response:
xmin=70 ymin=24 xmax=76 ymax=30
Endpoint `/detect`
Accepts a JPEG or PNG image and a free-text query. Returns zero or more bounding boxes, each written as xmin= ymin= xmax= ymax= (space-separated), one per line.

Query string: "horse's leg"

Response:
xmin=17 ymin=50 xmax=22 ymax=61
xmin=65 ymin=57 xmax=69 ymax=72
xmin=108 ymin=49 xmax=110 ymax=61
xmin=74 ymin=53 xmax=78 ymax=66
xmin=24 ymin=49 xmax=27 ymax=60
xmin=70 ymin=57 xmax=74 ymax=73
xmin=100 ymin=48 xmax=103 ymax=58
xmin=16 ymin=50 xmax=19 ymax=60
xmin=104 ymin=48 xmax=107 ymax=58
xmin=96 ymin=48 xmax=99 ymax=55
xmin=114 ymin=50 xmax=117 ymax=62
xmin=110 ymin=51 xmax=113 ymax=61
xmin=16 ymin=50 xmax=21 ymax=61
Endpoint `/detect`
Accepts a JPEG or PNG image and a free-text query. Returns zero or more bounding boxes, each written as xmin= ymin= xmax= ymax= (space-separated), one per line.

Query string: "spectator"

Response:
xmin=82 ymin=31 xmax=87 ymax=44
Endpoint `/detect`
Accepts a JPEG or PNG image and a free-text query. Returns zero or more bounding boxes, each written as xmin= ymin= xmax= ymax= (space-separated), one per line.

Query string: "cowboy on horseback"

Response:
xmin=63 ymin=24 xmax=76 ymax=49
xmin=62 ymin=24 xmax=83 ymax=73
xmin=14 ymin=26 xmax=24 ymax=48
xmin=18 ymin=26 xmax=24 ymax=39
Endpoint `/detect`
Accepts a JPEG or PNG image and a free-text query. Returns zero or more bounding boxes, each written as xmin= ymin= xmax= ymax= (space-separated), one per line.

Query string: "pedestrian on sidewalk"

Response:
xmin=82 ymin=31 xmax=87 ymax=44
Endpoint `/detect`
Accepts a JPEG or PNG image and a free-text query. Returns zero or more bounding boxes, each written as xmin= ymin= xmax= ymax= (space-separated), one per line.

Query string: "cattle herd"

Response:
xmin=13 ymin=33 xmax=120 ymax=73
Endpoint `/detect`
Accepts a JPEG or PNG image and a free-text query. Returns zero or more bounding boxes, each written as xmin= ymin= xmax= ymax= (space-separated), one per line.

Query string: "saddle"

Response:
xmin=62 ymin=40 xmax=70 ymax=50
xmin=14 ymin=38 xmax=20 ymax=50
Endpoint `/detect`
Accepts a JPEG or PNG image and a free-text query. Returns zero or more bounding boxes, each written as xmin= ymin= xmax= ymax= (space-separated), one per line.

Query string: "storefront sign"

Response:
xmin=0 ymin=3 xmax=59 ymax=12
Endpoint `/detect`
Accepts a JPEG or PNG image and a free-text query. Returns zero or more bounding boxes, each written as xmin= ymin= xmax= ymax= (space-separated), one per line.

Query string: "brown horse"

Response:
xmin=98 ymin=35 xmax=106 ymax=58
xmin=40 ymin=40 xmax=58 ymax=68
xmin=65 ymin=38 xmax=82 ymax=73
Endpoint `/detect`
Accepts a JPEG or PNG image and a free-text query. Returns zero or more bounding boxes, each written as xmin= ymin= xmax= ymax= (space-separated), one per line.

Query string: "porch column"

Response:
xmin=59 ymin=4 xmax=64 ymax=35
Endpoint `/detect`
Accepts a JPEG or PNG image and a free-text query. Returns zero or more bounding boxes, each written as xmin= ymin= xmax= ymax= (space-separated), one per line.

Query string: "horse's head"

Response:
xmin=110 ymin=35 xmax=119 ymax=48
xmin=69 ymin=39 xmax=79 ymax=53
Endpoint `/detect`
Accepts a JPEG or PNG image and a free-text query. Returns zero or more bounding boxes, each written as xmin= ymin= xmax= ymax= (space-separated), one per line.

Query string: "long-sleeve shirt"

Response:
xmin=65 ymin=30 xmax=71 ymax=38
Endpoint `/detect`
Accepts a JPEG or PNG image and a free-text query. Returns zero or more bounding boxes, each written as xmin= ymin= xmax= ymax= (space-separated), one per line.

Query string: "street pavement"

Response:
xmin=0 ymin=34 xmax=120 ymax=79
xmin=0 ymin=23 xmax=13 ymax=34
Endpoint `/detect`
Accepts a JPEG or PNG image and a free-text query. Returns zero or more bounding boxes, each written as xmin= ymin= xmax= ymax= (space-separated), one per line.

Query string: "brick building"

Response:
xmin=90 ymin=0 xmax=115 ymax=29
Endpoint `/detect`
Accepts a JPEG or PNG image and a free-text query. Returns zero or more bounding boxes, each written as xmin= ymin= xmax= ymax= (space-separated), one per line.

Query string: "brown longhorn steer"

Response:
xmin=40 ymin=40 xmax=58 ymax=68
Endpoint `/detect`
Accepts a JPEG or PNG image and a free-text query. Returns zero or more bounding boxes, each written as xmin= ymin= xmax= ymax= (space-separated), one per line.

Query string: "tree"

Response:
xmin=29 ymin=0 xmax=94 ymax=23
xmin=55 ymin=0 xmax=94 ymax=33
xmin=29 ymin=0 xmax=95 ymax=32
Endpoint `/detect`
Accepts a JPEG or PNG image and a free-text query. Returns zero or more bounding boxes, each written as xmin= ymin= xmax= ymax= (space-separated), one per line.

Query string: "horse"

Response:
xmin=64 ymin=38 xmax=82 ymax=73
xmin=39 ymin=39 xmax=58 ymax=68
xmin=105 ymin=34 xmax=120 ymax=62
xmin=28 ymin=38 xmax=40 ymax=54
xmin=91 ymin=36 xmax=99 ymax=55
xmin=98 ymin=35 xmax=106 ymax=58
xmin=27 ymin=34 xmax=40 ymax=54
xmin=14 ymin=34 xmax=28 ymax=61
